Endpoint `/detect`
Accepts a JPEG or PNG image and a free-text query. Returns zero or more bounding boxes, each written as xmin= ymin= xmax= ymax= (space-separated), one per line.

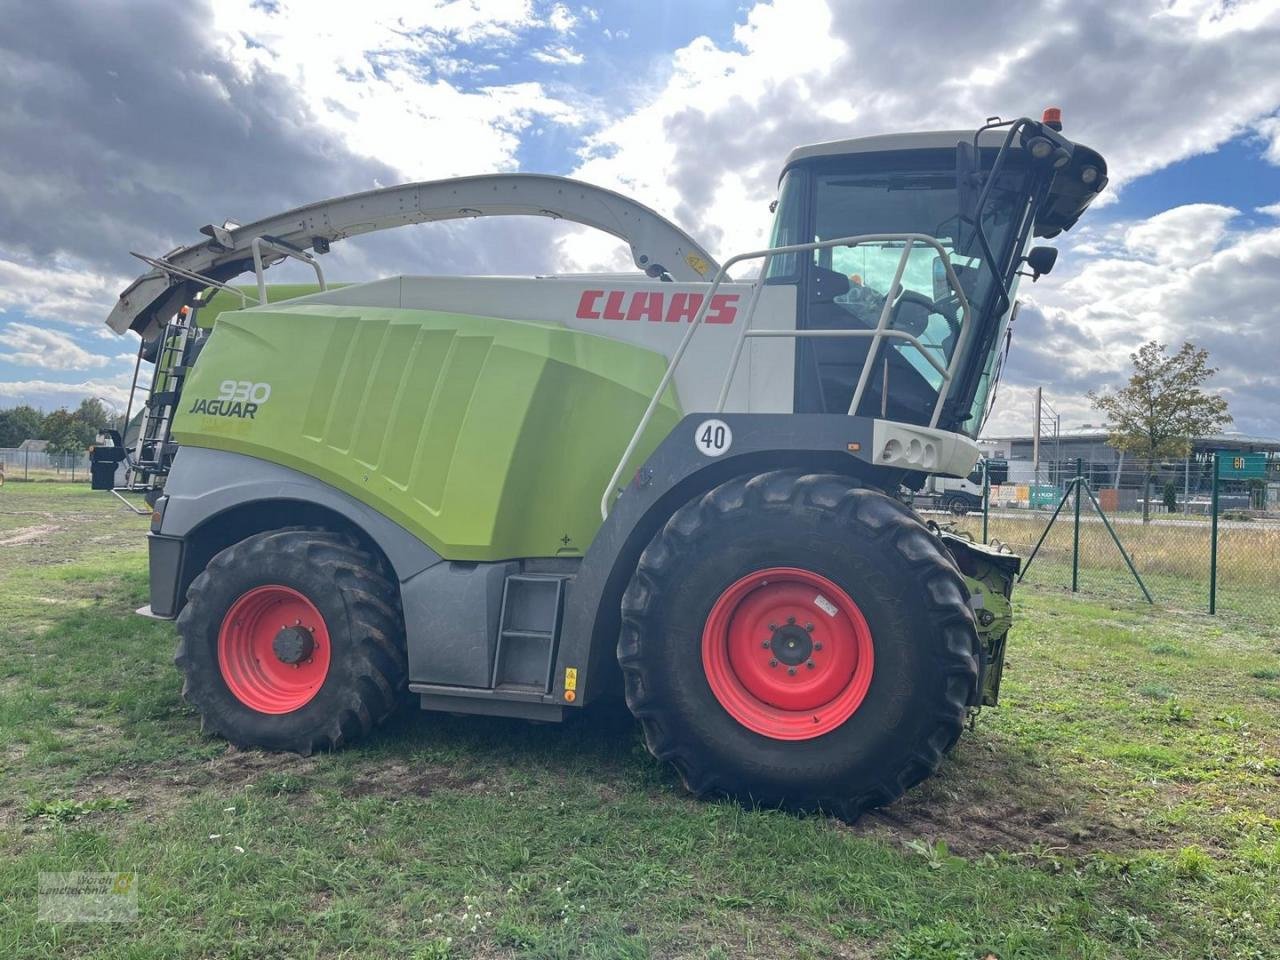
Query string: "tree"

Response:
xmin=73 ymin=398 xmax=113 ymax=434
xmin=41 ymin=408 xmax=100 ymax=462
xmin=0 ymin=404 xmax=44 ymax=447
xmin=1089 ymin=341 xmax=1232 ymax=522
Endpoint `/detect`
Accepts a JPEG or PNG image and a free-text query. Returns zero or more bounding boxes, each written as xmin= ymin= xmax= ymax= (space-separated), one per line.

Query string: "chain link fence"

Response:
xmin=940 ymin=453 xmax=1280 ymax=626
xmin=0 ymin=447 xmax=91 ymax=482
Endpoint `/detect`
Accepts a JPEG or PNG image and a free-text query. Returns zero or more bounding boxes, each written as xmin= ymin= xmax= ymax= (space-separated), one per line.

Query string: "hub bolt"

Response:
xmin=806 ymin=660 xmax=815 ymax=669
xmin=805 ymin=622 xmax=814 ymax=632
xmin=787 ymin=667 xmax=797 ymax=676
xmin=814 ymin=642 xmax=823 ymax=651
xmin=769 ymin=623 xmax=778 ymax=630
xmin=762 ymin=640 xmax=771 ymax=648
xmin=787 ymin=616 xmax=796 ymax=625
xmin=769 ymin=658 xmax=778 ymax=668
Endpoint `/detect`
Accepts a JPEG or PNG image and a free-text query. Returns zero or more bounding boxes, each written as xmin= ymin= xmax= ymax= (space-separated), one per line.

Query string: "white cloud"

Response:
xmin=0 ymin=323 xmax=109 ymax=371
xmin=531 ymin=45 xmax=584 ymax=65
xmin=208 ymin=0 xmax=586 ymax=180
xmin=1123 ymin=203 xmax=1238 ymax=266
xmin=1257 ymin=201 xmax=1280 ymax=217
xmin=566 ymin=0 xmax=844 ymax=260
xmin=0 ymin=254 xmax=124 ymax=327
xmin=547 ymin=3 xmax=577 ymax=32
xmin=0 ymin=376 xmax=135 ymax=411
xmin=1255 ymin=114 xmax=1280 ymax=163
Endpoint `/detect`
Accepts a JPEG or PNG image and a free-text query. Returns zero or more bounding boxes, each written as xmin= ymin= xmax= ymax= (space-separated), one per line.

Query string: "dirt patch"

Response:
xmin=6 ymin=746 xmax=322 ymax=829
xmin=38 ymin=748 xmax=503 ymax=828
xmin=842 ymin=740 xmax=1154 ymax=861
xmin=855 ymin=791 xmax=1147 ymax=861
xmin=340 ymin=761 xmax=488 ymax=799
xmin=0 ymin=524 xmax=61 ymax=546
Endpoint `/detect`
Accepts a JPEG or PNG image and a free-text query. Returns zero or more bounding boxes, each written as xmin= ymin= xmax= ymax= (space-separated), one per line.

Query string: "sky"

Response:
xmin=1 ymin=0 xmax=1279 ymax=438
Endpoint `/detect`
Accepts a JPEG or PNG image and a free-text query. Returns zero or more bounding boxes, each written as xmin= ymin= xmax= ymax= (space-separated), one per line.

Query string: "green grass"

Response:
xmin=2 ymin=484 xmax=1279 ymax=958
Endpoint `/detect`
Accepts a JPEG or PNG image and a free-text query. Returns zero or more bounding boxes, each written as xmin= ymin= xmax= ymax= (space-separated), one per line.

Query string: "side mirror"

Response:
xmin=1023 ymin=245 xmax=1058 ymax=280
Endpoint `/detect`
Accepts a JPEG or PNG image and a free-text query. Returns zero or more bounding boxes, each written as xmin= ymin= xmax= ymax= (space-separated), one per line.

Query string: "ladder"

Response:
xmin=118 ymin=303 xmax=201 ymax=493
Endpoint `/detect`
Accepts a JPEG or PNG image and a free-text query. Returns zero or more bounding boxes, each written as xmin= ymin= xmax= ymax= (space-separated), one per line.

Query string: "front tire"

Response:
xmin=618 ymin=471 xmax=979 ymax=819
xmin=175 ymin=529 xmax=406 ymax=754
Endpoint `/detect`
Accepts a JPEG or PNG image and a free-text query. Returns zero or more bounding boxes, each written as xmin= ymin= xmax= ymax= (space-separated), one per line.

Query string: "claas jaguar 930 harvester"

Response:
xmin=99 ymin=110 xmax=1106 ymax=818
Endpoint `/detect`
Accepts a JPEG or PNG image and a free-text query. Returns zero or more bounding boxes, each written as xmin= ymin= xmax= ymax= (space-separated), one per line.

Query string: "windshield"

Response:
xmin=771 ymin=150 xmax=1031 ymax=433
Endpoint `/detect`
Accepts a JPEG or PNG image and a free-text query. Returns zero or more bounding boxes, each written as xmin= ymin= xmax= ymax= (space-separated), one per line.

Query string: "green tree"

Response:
xmin=73 ymin=398 xmax=112 ymax=433
xmin=0 ymin=404 xmax=44 ymax=447
xmin=41 ymin=408 xmax=98 ymax=461
xmin=1089 ymin=341 xmax=1232 ymax=522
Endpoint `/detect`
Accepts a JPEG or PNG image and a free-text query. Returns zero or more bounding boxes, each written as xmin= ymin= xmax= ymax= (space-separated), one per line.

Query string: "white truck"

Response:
xmin=917 ymin=458 xmax=1008 ymax=514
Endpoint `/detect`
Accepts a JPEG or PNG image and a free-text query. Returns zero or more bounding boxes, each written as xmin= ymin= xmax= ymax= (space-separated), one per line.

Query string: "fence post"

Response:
xmin=25 ymin=447 xmax=29 ymax=481
xmin=1209 ymin=452 xmax=1219 ymax=615
xmin=1071 ymin=457 xmax=1083 ymax=592
xmin=982 ymin=460 xmax=990 ymax=545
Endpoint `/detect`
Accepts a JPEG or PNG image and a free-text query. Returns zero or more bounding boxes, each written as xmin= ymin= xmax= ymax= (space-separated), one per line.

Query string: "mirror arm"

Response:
xmin=968 ymin=117 xmax=1037 ymax=318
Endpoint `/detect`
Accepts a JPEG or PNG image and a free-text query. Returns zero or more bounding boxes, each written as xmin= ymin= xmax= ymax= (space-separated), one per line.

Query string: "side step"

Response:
xmin=406 ymin=570 xmax=572 ymax=722
xmin=491 ymin=574 xmax=567 ymax=692
xmin=409 ymin=684 xmax=566 ymax=722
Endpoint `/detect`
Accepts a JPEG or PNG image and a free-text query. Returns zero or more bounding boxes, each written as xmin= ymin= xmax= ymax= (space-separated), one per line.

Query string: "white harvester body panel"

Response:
xmin=870 ymin=419 xmax=980 ymax=477
xmin=294 ymin=275 xmax=799 ymax=416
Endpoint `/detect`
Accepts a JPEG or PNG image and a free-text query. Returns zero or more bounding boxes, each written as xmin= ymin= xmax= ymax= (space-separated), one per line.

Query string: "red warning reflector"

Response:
xmin=1042 ymin=107 xmax=1063 ymax=131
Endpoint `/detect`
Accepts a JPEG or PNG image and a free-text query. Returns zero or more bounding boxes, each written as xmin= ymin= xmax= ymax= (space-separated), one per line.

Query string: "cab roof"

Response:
xmin=781 ymin=127 xmax=1109 ymax=239
xmin=782 ymin=130 xmax=1010 ymax=173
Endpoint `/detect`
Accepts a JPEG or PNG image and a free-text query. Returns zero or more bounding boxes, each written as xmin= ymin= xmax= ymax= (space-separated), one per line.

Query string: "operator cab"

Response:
xmin=767 ymin=113 xmax=1107 ymax=438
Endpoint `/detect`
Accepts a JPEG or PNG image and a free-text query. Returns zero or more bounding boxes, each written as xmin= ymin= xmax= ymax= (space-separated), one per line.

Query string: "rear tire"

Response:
xmin=175 ymin=529 xmax=406 ymax=754
xmin=618 ymin=470 xmax=979 ymax=819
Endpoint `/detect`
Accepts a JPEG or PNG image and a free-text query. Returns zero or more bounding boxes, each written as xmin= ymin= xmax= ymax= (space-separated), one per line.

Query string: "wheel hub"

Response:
xmin=702 ymin=567 xmax=875 ymax=740
xmin=769 ymin=623 xmax=812 ymax=666
xmin=272 ymin=625 xmax=315 ymax=665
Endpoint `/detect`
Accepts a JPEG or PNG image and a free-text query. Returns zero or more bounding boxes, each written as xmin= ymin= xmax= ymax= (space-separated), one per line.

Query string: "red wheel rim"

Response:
xmin=217 ymin=585 xmax=331 ymax=714
xmin=702 ymin=567 xmax=874 ymax=740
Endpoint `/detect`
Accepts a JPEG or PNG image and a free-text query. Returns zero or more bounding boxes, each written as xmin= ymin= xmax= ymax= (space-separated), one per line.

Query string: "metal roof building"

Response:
xmin=979 ymin=430 xmax=1280 ymax=490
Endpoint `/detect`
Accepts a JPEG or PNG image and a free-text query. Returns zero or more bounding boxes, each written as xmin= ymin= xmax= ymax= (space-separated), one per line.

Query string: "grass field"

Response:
xmin=2 ymin=484 xmax=1279 ymax=959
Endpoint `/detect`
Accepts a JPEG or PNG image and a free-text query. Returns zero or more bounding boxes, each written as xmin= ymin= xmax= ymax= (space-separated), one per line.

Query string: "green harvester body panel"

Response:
xmin=172 ymin=304 xmax=682 ymax=560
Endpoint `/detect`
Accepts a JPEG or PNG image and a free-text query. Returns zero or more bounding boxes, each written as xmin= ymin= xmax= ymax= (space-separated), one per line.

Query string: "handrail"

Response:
xmin=846 ymin=237 xmax=916 ymax=417
xmin=251 ymin=237 xmax=326 ymax=305
xmin=599 ymin=232 xmax=972 ymax=519
xmin=129 ymin=252 xmax=259 ymax=307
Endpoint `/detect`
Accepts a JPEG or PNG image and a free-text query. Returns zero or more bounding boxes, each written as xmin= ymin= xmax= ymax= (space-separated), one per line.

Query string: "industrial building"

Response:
xmin=978 ymin=430 xmax=1280 ymax=510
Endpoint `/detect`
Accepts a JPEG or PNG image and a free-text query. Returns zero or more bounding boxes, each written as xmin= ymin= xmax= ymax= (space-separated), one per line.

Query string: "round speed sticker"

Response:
xmin=694 ymin=418 xmax=733 ymax=457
